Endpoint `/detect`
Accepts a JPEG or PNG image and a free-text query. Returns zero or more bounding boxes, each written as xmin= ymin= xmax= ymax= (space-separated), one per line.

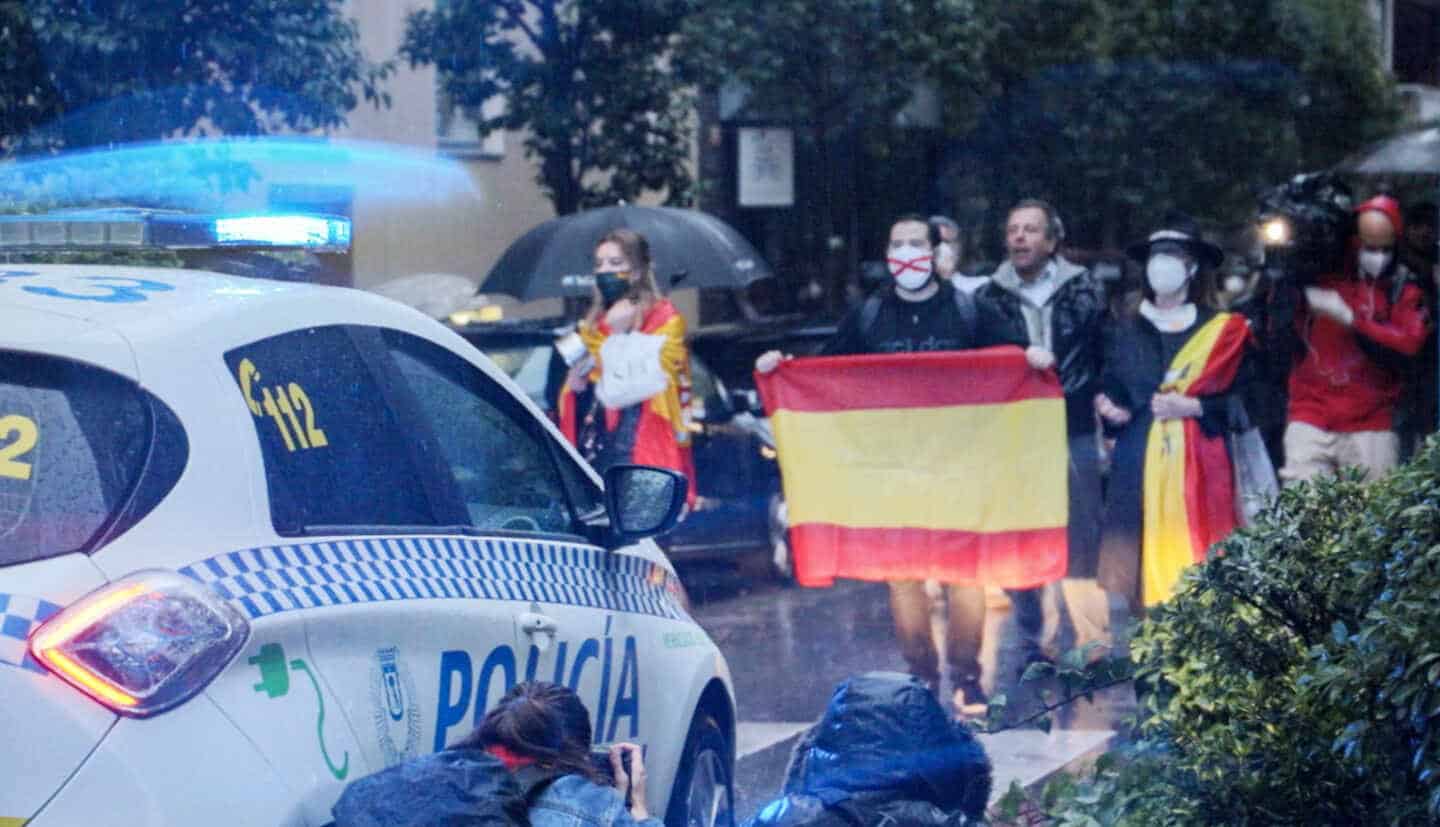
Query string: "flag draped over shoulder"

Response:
xmin=1141 ymin=312 xmax=1250 ymax=606
xmin=557 ymin=299 xmax=696 ymax=504
xmin=756 ymin=347 xmax=1068 ymax=589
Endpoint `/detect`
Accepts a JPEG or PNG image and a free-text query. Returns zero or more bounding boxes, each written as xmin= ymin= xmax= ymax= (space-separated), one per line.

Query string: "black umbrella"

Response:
xmin=482 ymin=204 xmax=774 ymax=301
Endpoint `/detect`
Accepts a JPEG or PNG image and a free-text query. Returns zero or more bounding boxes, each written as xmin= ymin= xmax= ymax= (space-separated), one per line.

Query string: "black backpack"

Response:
xmin=329 ymin=749 xmax=558 ymax=827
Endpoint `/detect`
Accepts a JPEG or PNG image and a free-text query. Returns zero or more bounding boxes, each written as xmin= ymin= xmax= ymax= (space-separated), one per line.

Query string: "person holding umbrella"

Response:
xmin=557 ymin=228 xmax=696 ymax=502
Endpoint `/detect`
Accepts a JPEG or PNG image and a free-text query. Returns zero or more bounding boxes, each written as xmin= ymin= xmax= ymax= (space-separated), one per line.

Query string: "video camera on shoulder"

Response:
xmin=1255 ymin=172 xmax=1354 ymax=286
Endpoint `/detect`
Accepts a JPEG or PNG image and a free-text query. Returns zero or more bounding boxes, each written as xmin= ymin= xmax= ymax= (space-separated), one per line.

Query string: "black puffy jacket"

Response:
xmin=973 ymin=257 xmax=1107 ymax=436
xmin=743 ymin=672 xmax=991 ymax=827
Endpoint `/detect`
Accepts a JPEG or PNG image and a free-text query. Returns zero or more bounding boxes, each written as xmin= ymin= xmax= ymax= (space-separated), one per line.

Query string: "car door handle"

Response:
xmin=519 ymin=612 xmax=559 ymax=636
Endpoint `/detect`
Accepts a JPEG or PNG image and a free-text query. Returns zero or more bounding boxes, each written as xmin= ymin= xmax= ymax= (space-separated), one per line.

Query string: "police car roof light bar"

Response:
xmin=0 ymin=209 xmax=351 ymax=253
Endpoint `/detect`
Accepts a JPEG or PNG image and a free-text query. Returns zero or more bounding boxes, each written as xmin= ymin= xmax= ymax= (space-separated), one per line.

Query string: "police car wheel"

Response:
xmin=664 ymin=713 xmax=734 ymax=827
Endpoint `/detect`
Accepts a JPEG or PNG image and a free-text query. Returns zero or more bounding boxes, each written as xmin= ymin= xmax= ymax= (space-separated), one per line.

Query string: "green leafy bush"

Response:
xmin=1043 ymin=438 xmax=1440 ymax=825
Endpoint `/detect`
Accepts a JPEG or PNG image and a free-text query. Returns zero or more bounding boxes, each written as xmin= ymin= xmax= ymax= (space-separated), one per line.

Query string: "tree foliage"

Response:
xmin=678 ymin=0 xmax=984 ymax=140
xmin=0 ymin=0 xmax=391 ymax=158
xmin=961 ymin=0 xmax=1399 ymax=248
xmin=401 ymin=0 xmax=695 ymax=215
xmin=677 ymin=0 xmax=986 ymax=306
xmin=1013 ymin=440 xmax=1440 ymax=825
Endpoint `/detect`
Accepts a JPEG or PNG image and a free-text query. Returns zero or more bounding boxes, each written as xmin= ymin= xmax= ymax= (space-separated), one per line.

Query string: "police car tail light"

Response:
xmin=29 ymin=570 xmax=250 ymax=718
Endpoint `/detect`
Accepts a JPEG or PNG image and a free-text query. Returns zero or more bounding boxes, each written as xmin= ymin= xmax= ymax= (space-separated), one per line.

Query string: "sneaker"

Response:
xmin=952 ymin=679 xmax=989 ymax=717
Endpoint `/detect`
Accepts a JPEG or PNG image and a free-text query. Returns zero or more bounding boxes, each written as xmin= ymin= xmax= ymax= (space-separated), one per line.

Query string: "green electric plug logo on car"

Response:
xmin=248 ymin=641 xmax=350 ymax=780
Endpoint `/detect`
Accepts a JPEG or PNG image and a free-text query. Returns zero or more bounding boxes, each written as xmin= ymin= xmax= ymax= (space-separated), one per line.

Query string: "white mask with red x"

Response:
xmin=888 ymin=248 xmax=933 ymax=291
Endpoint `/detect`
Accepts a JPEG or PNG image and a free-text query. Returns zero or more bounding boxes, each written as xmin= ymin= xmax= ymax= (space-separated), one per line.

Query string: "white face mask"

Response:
xmin=1224 ymin=274 xmax=1247 ymax=295
xmin=1358 ymin=249 xmax=1392 ymax=277
xmin=888 ymin=247 xmax=933 ymax=291
xmin=1146 ymin=254 xmax=1193 ymax=296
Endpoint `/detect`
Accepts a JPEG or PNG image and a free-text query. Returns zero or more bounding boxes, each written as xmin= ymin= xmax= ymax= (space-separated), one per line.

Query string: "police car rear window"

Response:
xmin=0 ymin=352 xmax=173 ymax=566
xmin=224 ymin=325 xmax=440 ymax=535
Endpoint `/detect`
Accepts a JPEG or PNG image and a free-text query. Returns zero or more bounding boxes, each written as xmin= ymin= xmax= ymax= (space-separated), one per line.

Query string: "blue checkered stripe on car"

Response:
xmin=0 ymin=593 xmax=61 ymax=674
xmin=180 ymin=536 xmax=686 ymax=622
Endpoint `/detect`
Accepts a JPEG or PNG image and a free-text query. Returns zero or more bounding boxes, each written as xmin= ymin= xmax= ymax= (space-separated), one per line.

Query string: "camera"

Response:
xmin=589 ymin=745 xmax=631 ymax=779
xmin=1255 ymin=171 xmax=1354 ymax=285
xmin=590 ymin=746 xmax=634 ymax=806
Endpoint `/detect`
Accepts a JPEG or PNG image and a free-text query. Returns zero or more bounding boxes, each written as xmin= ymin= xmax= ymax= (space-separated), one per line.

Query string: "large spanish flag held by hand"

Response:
xmin=756 ymin=347 xmax=1068 ymax=589
xmin=1141 ymin=312 xmax=1250 ymax=607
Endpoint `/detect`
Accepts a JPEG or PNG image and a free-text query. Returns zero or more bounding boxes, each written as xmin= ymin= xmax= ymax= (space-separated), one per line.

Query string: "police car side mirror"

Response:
xmin=603 ymin=465 xmax=688 ymax=541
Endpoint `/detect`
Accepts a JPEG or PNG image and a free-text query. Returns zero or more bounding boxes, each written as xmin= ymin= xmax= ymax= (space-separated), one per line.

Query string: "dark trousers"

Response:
xmin=1010 ymin=433 xmax=1104 ymax=655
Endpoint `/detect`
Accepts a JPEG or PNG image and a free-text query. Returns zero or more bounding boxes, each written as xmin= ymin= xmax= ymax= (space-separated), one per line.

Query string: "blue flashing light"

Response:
xmin=212 ymin=215 xmax=351 ymax=249
xmin=0 ymin=209 xmax=351 ymax=253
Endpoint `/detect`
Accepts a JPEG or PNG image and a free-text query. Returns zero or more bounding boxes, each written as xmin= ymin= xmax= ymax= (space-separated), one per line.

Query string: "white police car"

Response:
xmin=0 ymin=212 xmax=735 ymax=827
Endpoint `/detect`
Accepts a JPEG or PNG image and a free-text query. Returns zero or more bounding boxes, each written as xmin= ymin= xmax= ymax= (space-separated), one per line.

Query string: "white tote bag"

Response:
xmin=595 ymin=332 xmax=669 ymax=410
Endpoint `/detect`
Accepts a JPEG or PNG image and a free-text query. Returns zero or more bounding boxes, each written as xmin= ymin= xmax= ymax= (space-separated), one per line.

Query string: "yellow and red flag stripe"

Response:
xmin=1141 ymin=312 xmax=1250 ymax=606
xmin=558 ymin=299 xmax=696 ymax=503
xmin=757 ymin=347 xmax=1068 ymax=589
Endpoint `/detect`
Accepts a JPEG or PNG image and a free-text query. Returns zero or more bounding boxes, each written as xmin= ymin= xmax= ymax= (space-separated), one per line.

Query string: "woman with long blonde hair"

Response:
xmin=557 ymin=228 xmax=695 ymax=502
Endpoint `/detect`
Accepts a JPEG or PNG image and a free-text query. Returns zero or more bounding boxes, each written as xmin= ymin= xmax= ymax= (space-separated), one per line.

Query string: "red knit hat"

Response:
xmin=1356 ymin=194 xmax=1403 ymax=236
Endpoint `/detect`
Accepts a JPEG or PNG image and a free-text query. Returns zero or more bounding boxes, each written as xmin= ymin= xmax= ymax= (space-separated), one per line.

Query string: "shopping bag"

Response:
xmin=1230 ymin=426 xmax=1278 ymax=525
xmin=595 ymin=332 xmax=668 ymax=410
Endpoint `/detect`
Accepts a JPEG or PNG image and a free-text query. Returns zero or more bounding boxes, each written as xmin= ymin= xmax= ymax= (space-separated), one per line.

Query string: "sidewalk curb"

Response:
xmin=1025 ymin=730 xmax=1116 ymax=788
xmin=982 ymin=729 xmax=1118 ymax=816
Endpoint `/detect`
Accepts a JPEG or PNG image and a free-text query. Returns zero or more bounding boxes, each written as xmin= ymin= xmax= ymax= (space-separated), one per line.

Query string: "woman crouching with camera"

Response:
xmin=455 ymin=681 xmax=660 ymax=827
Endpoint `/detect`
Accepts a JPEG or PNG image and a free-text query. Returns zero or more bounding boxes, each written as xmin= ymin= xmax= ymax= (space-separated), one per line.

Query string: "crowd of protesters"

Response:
xmin=758 ymin=193 xmax=1435 ymax=719
xmin=535 ymin=191 xmax=1437 ymax=724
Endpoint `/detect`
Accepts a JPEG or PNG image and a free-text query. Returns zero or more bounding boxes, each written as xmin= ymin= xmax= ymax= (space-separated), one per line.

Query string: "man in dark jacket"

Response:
xmin=743 ymin=672 xmax=991 ymax=827
xmin=757 ymin=214 xmax=992 ymax=716
xmin=972 ymin=199 xmax=1109 ymax=668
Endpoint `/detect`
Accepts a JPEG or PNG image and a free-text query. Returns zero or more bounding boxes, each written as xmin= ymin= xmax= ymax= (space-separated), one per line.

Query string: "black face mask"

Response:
xmin=596 ymin=271 xmax=631 ymax=307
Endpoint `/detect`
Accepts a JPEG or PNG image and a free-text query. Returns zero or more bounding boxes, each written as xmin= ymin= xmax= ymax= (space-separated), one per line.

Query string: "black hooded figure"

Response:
xmin=744 ymin=672 xmax=993 ymax=827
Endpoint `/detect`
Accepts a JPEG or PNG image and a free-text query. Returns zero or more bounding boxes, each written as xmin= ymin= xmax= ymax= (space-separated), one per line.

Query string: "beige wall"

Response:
xmin=336 ymin=0 xmax=555 ymax=307
xmin=333 ymin=0 xmax=699 ymax=324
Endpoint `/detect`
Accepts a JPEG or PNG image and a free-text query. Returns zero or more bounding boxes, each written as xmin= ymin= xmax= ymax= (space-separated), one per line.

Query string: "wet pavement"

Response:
xmin=679 ymin=566 xmax=1136 ymax=819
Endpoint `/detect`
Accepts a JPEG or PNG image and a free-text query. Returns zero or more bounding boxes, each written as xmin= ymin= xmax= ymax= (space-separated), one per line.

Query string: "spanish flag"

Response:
xmin=1142 ymin=312 xmax=1250 ymax=606
xmin=756 ymin=347 xmax=1068 ymax=589
xmin=557 ymin=299 xmax=696 ymax=505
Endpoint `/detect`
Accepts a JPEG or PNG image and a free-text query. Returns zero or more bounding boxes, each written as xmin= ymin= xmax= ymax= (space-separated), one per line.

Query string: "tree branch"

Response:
xmin=983 ymin=673 xmax=1135 ymax=735
xmin=497 ymin=0 xmax=542 ymax=52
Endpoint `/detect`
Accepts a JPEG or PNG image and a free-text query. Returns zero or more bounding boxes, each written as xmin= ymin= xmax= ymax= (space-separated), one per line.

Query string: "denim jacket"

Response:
xmin=529 ymin=775 xmax=664 ymax=827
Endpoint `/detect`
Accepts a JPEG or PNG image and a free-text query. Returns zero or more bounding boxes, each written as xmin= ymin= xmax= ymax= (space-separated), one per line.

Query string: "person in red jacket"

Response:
xmin=1280 ymin=195 xmax=1432 ymax=482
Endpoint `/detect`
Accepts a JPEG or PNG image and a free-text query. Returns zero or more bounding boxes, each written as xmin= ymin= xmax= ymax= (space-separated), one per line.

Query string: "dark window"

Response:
xmin=382 ymin=331 xmax=582 ymax=536
xmin=1395 ymin=1 xmax=1440 ymax=86
xmin=0 ymin=352 xmax=184 ymax=566
xmin=224 ymin=326 xmax=438 ymax=534
xmin=555 ymin=444 xmax=604 ymax=525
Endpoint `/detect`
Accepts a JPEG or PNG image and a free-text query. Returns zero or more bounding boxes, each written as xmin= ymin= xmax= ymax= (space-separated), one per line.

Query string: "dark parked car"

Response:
xmin=450 ymin=314 xmax=835 ymax=580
